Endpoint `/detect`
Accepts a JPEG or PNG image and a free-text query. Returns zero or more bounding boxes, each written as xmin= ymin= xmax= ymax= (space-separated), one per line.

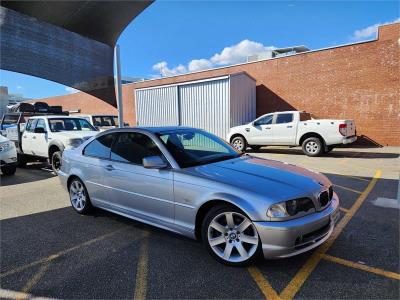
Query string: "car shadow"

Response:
xmin=0 ymin=162 xmax=56 ymax=186
xmin=246 ymin=148 xmax=399 ymax=159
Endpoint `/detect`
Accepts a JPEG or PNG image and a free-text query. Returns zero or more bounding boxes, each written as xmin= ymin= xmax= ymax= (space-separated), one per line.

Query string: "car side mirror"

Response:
xmin=34 ymin=127 xmax=46 ymax=134
xmin=143 ymin=156 xmax=168 ymax=169
xmin=253 ymin=121 xmax=259 ymax=127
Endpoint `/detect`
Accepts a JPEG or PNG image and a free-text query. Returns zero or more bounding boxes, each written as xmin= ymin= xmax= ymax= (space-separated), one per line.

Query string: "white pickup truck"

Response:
xmin=4 ymin=114 xmax=98 ymax=172
xmin=227 ymin=111 xmax=356 ymax=156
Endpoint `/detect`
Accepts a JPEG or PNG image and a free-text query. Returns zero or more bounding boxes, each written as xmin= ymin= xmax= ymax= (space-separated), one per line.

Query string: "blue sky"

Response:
xmin=1 ymin=0 xmax=399 ymax=99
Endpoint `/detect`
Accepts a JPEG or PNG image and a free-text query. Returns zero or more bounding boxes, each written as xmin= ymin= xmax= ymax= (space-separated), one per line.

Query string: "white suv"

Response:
xmin=0 ymin=135 xmax=18 ymax=175
xmin=17 ymin=116 xmax=98 ymax=172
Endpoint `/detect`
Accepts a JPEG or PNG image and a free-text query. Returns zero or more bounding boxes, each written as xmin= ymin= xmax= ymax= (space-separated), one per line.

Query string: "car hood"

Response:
xmin=185 ymin=156 xmax=330 ymax=201
xmin=0 ymin=134 xmax=9 ymax=143
xmin=55 ymin=131 xmax=98 ymax=139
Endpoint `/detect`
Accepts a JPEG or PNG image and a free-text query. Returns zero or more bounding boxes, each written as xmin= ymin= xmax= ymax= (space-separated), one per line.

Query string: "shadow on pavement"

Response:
xmin=0 ymin=162 xmax=56 ymax=186
xmin=247 ymin=148 xmax=399 ymax=159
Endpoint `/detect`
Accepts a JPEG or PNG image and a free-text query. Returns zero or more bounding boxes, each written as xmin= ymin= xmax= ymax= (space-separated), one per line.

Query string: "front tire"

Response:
xmin=231 ymin=136 xmax=247 ymax=152
xmin=201 ymin=205 xmax=261 ymax=266
xmin=68 ymin=178 xmax=93 ymax=214
xmin=51 ymin=151 xmax=62 ymax=173
xmin=302 ymin=137 xmax=323 ymax=157
xmin=1 ymin=164 xmax=16 ymax=176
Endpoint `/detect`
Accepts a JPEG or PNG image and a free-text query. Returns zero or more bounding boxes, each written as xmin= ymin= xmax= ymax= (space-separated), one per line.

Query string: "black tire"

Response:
xmin=68 ymin=177 xmax=93 ymax=214
xmin=1 ymin=164 xmax=16 ymax=175
xmin=201 ymin=204 xmax=261 ymax=267
xmin=17 ymin=154 xmax=27 ymax=168
xmin=302 ymin=137 xmax=323 ymax=157
xmin=231 ymin=136 xmax=247 ymax=152
xmin=249 ymin=145 xmax=262 ymax=151
xmin=51 ymin=151 xmax=62 ymax=173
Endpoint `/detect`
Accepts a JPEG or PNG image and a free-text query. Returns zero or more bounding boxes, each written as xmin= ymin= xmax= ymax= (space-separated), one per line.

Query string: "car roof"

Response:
xmin=101 ymin=126 xmax=199 ymax=135
xmin=28 ymin=115 xmax=87 ymax=119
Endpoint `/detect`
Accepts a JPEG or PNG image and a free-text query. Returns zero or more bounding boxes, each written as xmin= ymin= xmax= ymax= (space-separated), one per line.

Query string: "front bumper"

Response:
xmin=254 ymin=193 xmax=340 ymax=259
xmin=0 ymin=146 xmax=18 ymax=167
xmin=57 ymin=169 xmax=69 ymax=191
xmin=343 ymin=135 xmax=357 ymax=144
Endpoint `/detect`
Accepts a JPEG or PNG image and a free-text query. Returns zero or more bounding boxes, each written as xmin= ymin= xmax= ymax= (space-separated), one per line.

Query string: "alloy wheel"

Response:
xmin=232 ymin=139 xmax=244 ymax=151
xmin=70 ymin=180 xmax=87 ymax=211
xmin=207 ymin=212 xmax=259 ymax=263
xmin=305 ymin=141 xmax=319 ymax=154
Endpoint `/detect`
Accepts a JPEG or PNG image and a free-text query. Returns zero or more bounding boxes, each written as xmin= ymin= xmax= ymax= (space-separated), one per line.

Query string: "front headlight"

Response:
xmin=0 ymin=141 xmax=11 ymax=152
xmin=267 ymin=198 xmax=315 ymax=219
xmin=66 ymin=138 xmax=83 ymax=148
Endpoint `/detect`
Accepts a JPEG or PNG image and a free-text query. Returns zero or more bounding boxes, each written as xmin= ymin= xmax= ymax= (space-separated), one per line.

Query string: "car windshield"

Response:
xmin=157 ymin=129 xmax=241 ymax=168
xmin=48 ymin=118 xmax=96 ymax=132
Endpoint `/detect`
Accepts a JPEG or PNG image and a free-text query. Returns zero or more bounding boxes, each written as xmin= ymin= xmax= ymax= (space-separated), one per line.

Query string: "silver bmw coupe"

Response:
xmin=58 ymin=127 xmax=340 ymax=266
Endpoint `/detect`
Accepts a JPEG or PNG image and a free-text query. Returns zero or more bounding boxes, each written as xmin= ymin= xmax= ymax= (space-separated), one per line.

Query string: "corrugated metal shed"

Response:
xmin=135 ymin=72 xmax=256 ymax=139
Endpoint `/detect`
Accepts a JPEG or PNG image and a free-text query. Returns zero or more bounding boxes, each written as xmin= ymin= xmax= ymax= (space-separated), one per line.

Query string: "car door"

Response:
xmin=106 ymin=131 xmax=174 ymax=225
xmin=81 ymin=133 xmax=115 ymax=205
xmin=271 ymin=113 xmax=297 ymax=145
xmin=21 ymin=119 xmax=37 ymax=155
xmin=247 ymin=114 xmax=274 ymax=144
xmin=30 ymin=118 xmax=49 ymax=157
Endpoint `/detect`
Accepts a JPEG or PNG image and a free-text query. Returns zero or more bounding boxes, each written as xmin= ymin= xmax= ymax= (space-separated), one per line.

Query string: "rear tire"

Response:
xmin=17 ymin=154 xmax=27 ymax=168
xmin=1 ymin=164 xmax=16 ymax=175
xmin=68 ymin=178 xmax=93 ymax=214
xmin=302 ymin=137 xmax=323 ymax=157
xmin=201 ymin=205 xmax=261 ymax=266
xmin=51 ymin=151 xmax=62 ymax=173
xmin=231 ymin=136 xmax=247 ymax=152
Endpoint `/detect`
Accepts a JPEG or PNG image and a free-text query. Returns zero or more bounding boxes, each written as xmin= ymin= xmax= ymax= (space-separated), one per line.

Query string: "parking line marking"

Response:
xmin=333 ymin=184 xmax=362 ymax=194
xmin=18 ymin=262 xmax=50 ymax=299
xmin=0 ymin=228 xmax=126 ymax=279
xmin=248 ymin=267 xmax=281 ymax=300
xmin=0 ymin=288 xmax=58 ymax=300
xmin=345 ymin=175 xmax=370 ymax=182
xmin=321 ymin=254 xmax=400 ymax=280
xmin=280 ymin=170 xmax=381 ymax=300
xmin=339 ymin=207 xmax=349 ymax=213
xmin=134 ymin=231 xmax=150 ymax=300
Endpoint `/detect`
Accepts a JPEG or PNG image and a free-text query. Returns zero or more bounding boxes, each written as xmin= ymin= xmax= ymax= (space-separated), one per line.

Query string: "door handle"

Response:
xmin=23 ymin=135 xmax=27 ymax=138
xmin=104 ymin=165 xmax=115 ymax=171
xmin=265 ymin=127 xmax=271 ymax=130
xmin=287 ymin=125 xmax=293 ymax=128
xmin=32 ymin=136 xmax=36 ymax=139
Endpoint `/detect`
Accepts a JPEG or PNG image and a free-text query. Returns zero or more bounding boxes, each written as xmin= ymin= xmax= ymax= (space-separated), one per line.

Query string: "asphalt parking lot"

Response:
xmin=1 ymin=147 xmax=399 ymax=299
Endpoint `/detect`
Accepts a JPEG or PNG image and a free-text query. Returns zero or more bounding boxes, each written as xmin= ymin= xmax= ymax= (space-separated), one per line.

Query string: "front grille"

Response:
xmin=319 ymin=190 xmax=330 ymax=207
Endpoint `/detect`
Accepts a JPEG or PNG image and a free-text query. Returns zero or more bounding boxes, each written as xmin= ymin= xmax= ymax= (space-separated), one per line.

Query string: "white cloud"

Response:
xmin=17 ymin=85 xmax=23 ymax=90
xmin=188 ymin=59 xmax=213 ymax=72
xmin=351 ymin=18 xmax=400 ymax=41
xmin=152 ymin=39 xmax=275 ymax=77
xmin=65 ymin=86 xmax=79 ymax=94
xmin=211 ymin=39 xmax=275 ymax=66
xmin=152 ymin=61 xmax=187 ymax=77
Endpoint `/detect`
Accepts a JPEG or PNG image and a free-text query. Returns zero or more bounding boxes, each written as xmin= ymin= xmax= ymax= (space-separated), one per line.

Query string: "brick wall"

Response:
xmin=35 ymin=23 xmax=400 ymax=146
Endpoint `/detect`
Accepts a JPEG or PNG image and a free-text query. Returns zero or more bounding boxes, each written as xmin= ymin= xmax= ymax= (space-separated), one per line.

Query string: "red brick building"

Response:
xmin=37 ymin=23 xmax=400 ymax=146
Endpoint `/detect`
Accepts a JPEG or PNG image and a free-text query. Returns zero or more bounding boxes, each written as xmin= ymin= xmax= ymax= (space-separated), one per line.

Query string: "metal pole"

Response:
xmin=114 ymin=44 xmax=124 ymax=128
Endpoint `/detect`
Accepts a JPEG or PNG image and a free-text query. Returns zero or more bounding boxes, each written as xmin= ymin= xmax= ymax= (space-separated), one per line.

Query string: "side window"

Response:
xmin=25 ymin=119 xmax=37 ymax=132
xmin=255 ymin=115 xmax=273 ymax=126
xmin=83 ymin=134 xmax=114 ymax=159
xmin=111 ymin=132 xmax=162 ymax=165
xmin=275 ymin=113 xmax=293 ymax=124
xmin=93 ymin=117 xmax=101 ymax=127
xmin=36 ymin=119 xmax=47 ymax=131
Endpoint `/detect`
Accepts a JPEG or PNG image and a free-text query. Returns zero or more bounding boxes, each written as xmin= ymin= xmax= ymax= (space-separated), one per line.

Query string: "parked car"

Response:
xmin=4 ymin=115 xmax=98 ymax=172
xmin=58 ymin=126 xmax=340 ymax=266
xmin=0 ymin=135 xmax=18 ymax=175
xmin=228 ymin=111 xmax=356 ymax=156
xmin=74 ymin=114 xmax=128 ymax=131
